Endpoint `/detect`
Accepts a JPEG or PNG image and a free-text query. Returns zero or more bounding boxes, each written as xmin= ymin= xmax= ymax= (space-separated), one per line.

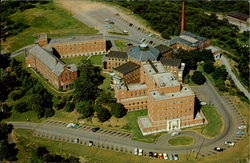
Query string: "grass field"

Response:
xmin=183 ymin=105 xmax=223 ymax=138
xmin=114 ymin=40 xmax=128 ymax=52
xmin=2 ymin=2 xmax=97 ymax=52
xmin=89 ymin=55 xmax=103 ymax=66
xmin=201 ymin=106 xmax=223 ymax=138
xmin=60 ymin=56 xmax=88 ymax=65
xmin=168 ymin=136 xmax=194 ymax=146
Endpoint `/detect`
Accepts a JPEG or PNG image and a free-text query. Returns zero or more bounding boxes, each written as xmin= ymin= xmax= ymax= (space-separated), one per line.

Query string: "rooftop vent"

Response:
xmin=140 ymin=44 xmax=148 ymax=50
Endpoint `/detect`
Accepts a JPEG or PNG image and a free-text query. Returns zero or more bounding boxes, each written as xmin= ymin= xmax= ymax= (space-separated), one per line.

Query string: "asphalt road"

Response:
xmin=220 ymin=55 xmax=249 ymax=99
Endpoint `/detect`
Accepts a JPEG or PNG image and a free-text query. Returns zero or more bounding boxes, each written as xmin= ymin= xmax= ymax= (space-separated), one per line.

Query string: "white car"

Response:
xmin=123 ymin=30 xmax=128 ymax=33
xmin=224 ymin=141 xmax=235 ymax=146
xmin=171 ymin=132 xmax=180 ymax=136
xmin=163 ymin=153 xmax=168 ymax=160
xmin=134 ymin=148 xmax=138 ymax=155
xmin=88 ymin=141 xmax=93 ymax=146
xmin=200 ymin=101 xmax=207 ymax=105
xmin=138 ymin=149 xmax=143 ymax=156
xmin=238 ymin=125 xmax=247 ymax=130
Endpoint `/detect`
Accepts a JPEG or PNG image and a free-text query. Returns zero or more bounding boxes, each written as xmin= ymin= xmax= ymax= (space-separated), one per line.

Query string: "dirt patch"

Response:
xmin=56 ymin=0 xmax=159 ymax=35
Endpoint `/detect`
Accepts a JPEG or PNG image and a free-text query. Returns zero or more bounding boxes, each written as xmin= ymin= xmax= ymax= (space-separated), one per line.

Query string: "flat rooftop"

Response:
xmin=120 ymin=95 xmax=148 ymax=102
xmin=127 ymin=83 xmax=147 ymax=91
xmin=149 ymin=85 xmax=194 ymax=100
xmin=143 ymin=61 xmax=165 ymax=75
xmin=153 ymin=72 xmax=180 ymax=88
xmin=48 ymin=34 xmax=105 ymax=44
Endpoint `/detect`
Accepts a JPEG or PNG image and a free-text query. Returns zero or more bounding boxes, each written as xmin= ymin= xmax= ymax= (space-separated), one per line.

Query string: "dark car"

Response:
xmin=149 ymin=41 xmax=154 ymax=44
xmin=149 ymin=152 xmax=153 ymax=158
xmin=214 ymin=147 xmax=223 ymax=152
xmin=91 ymin=127 xmax=100 ymax=132
xmin=129 ymin=23 xmax=133 ymax=27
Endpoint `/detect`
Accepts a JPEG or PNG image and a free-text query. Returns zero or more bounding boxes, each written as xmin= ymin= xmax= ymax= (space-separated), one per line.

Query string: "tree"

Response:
xmin=96 ymin=107 xmax=111 ymax=122
xmin=0 ymin=103 xmax=11 ymax=121
xmin=191 ymin=71 xmax=206 ymax=85
xmin=110 ymin=103 xmax=127 ymax=118
xmin=212 ymin=66 xmax=227 ymax=80
xmin=203 ymin=61 xmax=215 ymax=74
xmin=44 ymin=108 xmax=55 ymax=118
xmin=13 ymin=101 xmax=29 ymax=113
xmin=95 ymin=91 xmax=115 ymax=105
xmin=76 ymin=101 xmax=94 ymax=118
xmin=0 ymin=140 xmax=18 ymax=161
xmin=0 ymin=123 xmax=13 ymax=140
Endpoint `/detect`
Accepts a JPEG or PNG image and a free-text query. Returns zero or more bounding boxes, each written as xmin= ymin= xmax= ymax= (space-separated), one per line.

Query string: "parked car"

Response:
xmin=153 ymin=152 xmax=158 ymax=158
xmin=134 ymin=148 xmax=138 ymax=155
xmin=123 ymin=30 xmax=128 ymax=34
xmin=171 ymin=132 xmax=180 ymax=137
xmin=149 ymin=41 xmax=154 ymax=44
xmin=88 ymin=141 xmax=93 ymax=146
xmin=129 ymin=23 xmax=133 ymax=27
xmin=148 ymin=33 xmax=154 ymax=37
xmin=200 ymin=101 xmax=207 ymax=105
xmin=163 ymin=153 xmax=168 ymax=160
xmin=214 ymin=147 xmax=223 ymax=152
xmin=67 ymin=123 xmax=79 ymax=128
xmin=127 ymin=43 xmax=133 ymax=46
xmin=138 ymin=149 xmax=143 ymax=156
xmin=174 ymin=154 xmax=179 ymax=160
xmin=91 ymin=127 xmax=100 ymax=132
xmin=224 ymin=141 xmax=235 ymax=146
xmin=158 ymin=153 xmax=164 ymax=159
xmin=236 ymin=131 xmax=245 ymax=135
xmin=168 ymin=154 xmax=174 ymax=160
xmin=238 ymin=125 xmax=247 ymax=130
xmin=149 ymin=152 xmax=153 ymax=158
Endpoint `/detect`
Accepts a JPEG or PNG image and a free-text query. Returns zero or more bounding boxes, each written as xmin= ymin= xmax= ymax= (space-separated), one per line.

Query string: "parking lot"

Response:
xmin=41 ymin=120 xmax=132 ymax=140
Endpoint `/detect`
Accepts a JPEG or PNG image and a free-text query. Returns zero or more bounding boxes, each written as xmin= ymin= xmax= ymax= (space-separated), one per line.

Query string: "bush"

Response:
xmin=110 ymin=103 xmax=127 ymax=118
xmin=64 ymin=102 xmax=74 ymax=112
xmin=13 ymin=101 xmax=29 ymax=113
xmin=76 ymin=101 xmax=94 ymax=118
xmin=8 ymin=89 xmax=25 ymax=101
xmin=203 ymin=62 xmax=215 ymax=74
xmin=191 ymin=71 xmax=206 ymax=85
xmin=44 ymin=108 xmax=55 ymax=118
xmin=97 ymin=107 xmax=111 ymax=122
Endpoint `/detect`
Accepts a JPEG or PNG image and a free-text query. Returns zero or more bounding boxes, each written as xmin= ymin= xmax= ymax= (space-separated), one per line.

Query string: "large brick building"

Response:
xmin=37 ymin=34 xmax=107 ymax=57
xmin=25 ymin=45 xmax=78 ymax=90
xmin=166 ymin=31 xmax=210 ymax=51
xmin=108 ymin=44 xmax=204 ymax=135
xmin=25 ymin=34 xmax=107 ymax=90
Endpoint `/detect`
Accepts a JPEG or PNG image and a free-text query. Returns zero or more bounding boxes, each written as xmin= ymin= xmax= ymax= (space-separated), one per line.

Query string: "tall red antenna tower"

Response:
xmin=181 ymin=0 xmax=185 ymax=33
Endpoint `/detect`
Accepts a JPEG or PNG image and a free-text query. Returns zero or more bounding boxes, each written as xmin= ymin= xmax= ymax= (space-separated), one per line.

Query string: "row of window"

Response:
xmin=127 ymin=101 xmax=147 ymax=106
xmin=108 ymin=58 xmax=126 ymax=62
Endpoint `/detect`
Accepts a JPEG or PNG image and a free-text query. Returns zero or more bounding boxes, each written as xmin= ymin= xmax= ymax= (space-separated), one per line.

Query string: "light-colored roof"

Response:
xmin=149 ymin=86 xmax=194 ymax=101
xmin=153 ymin=72 xmax=180 ymax=88
xmin=120 ymin=95 xmax=148 ymax=102
xmin=143 ymin=61 xmax=165 ymax=75
xmin=205 ymin=46 xmax=220 ymax=53
xmin=127 ymin=83 xmax=147 ymax=90
xmin=48 ymin=34 xmax=104 ymax=44
xmin=29 ymin=45 xmax=65 ymax=76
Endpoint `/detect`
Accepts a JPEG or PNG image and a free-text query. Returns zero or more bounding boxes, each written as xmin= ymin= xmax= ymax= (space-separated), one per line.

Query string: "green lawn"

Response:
xmin=61 ymin=56 xmax=88 ymax=65
xmin=114 ymin=40 xmax=128 ymax=52
xmin=89 ymin=55 xmax=103 ymax=66
xmin=168 ymin=136 xmax=194 ymax=146
xmin=201 ymin=106 xmax=223 ymax=138
xmin=99 ymin=72 xmax=112 ymax=91
xmin=3 ymin=2 xmax=97 ymax=52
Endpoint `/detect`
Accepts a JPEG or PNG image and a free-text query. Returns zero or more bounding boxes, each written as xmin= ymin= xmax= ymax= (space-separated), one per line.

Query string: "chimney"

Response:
xmin=181 ymin=0 xmax=185 ymax=33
